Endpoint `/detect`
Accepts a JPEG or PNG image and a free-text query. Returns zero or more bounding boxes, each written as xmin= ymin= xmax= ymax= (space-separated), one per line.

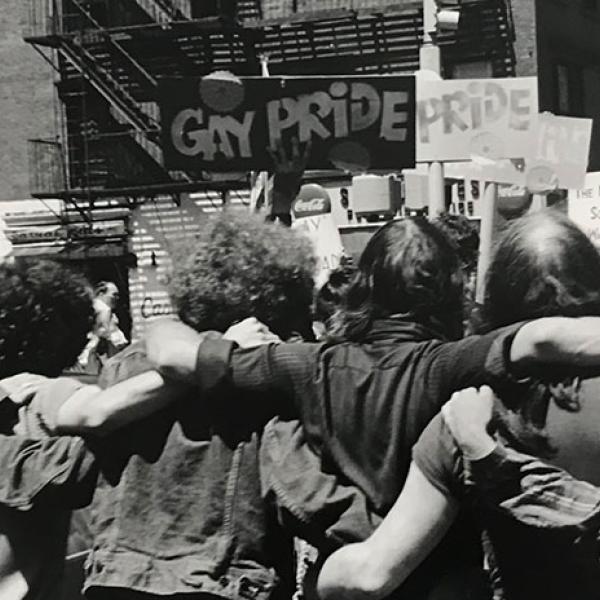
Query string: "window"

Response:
xmin=450 ymin=61 xmax=494 ymax=79
xmin=555 ymin=63 xmax=584 ymax=116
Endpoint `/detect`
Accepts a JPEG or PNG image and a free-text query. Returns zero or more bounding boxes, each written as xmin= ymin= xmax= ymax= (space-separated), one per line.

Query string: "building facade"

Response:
xmin=0 ymin=0 xmax=598 ymax=338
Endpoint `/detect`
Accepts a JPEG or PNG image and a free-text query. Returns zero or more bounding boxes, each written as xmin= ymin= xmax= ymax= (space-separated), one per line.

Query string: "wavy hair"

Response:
xmin=329 ymin=218 xmax=464 ymax=342
xmin=168 ymin=210 xmax=316 ymax=340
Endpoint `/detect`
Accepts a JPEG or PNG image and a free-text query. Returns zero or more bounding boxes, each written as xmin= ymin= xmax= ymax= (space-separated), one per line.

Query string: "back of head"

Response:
xmin=0 ymin=260 xmax=94 ymax=377
xmin=330 ymin=218 xmax=463 ymax=341
xmin=434 ymin=213 xmax=480 ymax=274
xmin=484 ymin=210 xmax=600 ymax=329
xmin=314 ymin=262 xmax=356 ymax=324
xmin=168 ymin=211 xmax=316 ymax=340
xmin=485 ymin=211 xmax=600 ymax=458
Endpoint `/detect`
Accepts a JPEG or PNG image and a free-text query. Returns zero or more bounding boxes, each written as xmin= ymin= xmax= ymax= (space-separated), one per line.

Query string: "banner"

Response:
xmin=417 ymin=77 xmax=538 ymax=162
xmin=160 ymin=74 xmax=416 ymax=171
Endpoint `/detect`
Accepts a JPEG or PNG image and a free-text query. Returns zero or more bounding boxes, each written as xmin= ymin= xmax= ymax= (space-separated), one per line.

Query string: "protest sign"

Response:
xmin=416 ymin=77 xmax=538 ymax=162
xmin=443 ymin=113 xmax=591 ymax=191
xmin=526 ymin=113 xmax=592 ymax=192
xmin=568 ymin=172 xmax=600 ymax=247
xmin=292 ymin=184 xmax=345 ymax=288
xmin=159 ymin=73 xmax=416 ymax=171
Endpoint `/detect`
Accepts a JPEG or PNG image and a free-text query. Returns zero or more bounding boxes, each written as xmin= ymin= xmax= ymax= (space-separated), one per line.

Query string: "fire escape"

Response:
xmin=24 ymin=0 xmax=515 ymax=212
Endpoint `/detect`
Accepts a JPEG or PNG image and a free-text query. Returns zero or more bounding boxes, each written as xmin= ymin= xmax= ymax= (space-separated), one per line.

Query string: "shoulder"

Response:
xmin=18 ymin=377 xmax=85 ymax=437
xmin=413 ymin=413 xmax=464 ymax=499
xmin=98 ymin=341 xmax=151 ymax=387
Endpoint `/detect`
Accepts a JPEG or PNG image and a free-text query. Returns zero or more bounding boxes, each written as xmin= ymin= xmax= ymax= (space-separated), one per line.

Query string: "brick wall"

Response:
xmin=510 ymin=0 xmax=538 ymax=77
xmin=0 ymin=1 xmax=56 ymax=201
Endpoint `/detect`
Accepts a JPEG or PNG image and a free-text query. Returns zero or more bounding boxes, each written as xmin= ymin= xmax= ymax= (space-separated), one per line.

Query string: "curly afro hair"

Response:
xmin=0 ymin=260 xmax=95 ymax=378
xmin=168 ymin=211 xmax=316 ymax=340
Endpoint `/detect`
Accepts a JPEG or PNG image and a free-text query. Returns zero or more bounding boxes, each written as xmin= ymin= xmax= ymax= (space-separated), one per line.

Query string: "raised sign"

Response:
xmin=417 ymin=77 xmax=538 ymax=162
xmin=160 ymin=74 xmax=416 ymax=171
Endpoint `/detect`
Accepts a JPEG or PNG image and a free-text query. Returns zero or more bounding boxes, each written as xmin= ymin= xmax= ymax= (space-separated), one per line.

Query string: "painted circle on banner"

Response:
xmin=526 ymin=165 xmax=559 ymax=194
xmin=199 ymin=71 xmax=245 ymax=114
xmin=328 ymin=141 xmax=371 ymax=172
xmin=469 ymin=132 xmax=505 ymax=161
xmin=497 ymin=185 xmax=532 ymax=219
xmin=293 ymin=184 xmax=332 ymax=218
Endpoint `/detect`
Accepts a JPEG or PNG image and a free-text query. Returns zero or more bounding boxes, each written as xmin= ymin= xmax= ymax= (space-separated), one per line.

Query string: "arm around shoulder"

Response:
xmin=316 ymin=463 xmax=458 ymax=600
xmin=509 ymin=316 xmax=600 ymax=369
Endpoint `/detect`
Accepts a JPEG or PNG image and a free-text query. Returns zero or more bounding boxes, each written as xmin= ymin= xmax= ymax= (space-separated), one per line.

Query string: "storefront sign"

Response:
xmin=417 ymin=77 xmax=538 ymax=162
xmin=159 ymin=74 xmax=416 ymax=171
xmin=6 ymin=220 xmax=128 ymax=245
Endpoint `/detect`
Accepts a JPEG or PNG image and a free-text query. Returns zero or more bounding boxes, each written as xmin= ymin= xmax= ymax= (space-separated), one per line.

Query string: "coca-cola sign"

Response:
xmin=293 ymin=184 xmax=332 ymax=218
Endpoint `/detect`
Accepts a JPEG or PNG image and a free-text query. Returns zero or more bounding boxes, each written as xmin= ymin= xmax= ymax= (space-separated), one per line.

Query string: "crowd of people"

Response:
xmin=1 ymin=157 xmax=600 ymax=600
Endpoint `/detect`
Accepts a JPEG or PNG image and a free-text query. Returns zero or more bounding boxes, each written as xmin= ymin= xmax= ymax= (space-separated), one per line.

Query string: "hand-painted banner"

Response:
xmin=417 ymin=77 xmax=538 ymax=162
xmin=159 ymin=74 xmax=416 ymax=171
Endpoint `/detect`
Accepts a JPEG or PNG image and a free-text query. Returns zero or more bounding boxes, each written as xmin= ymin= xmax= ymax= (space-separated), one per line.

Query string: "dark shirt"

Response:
xmin=196 ymin=317 xmax=523 ymax=514
xmin=413 ymin=411 xmax=600 ymax=600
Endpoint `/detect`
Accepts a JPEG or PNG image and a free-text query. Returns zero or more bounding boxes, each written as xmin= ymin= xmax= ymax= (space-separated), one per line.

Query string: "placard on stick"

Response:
xmin=159 ymin=74 xmax=416 ymax=172
xmin=416 ymin=77 xmax=538 ymax=163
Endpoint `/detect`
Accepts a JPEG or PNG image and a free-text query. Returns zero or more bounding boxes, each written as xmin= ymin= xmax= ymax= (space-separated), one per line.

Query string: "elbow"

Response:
xmin=76 ymin=408 xmax=114 ymax=437
xmin=512 ymin=318 xmax=566 ymax=366
xmin=317 ymin=545 xmax=394 ymax=600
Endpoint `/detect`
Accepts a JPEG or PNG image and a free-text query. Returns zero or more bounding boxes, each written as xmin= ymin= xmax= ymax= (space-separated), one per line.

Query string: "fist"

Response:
xmin=442 ymin=386 xmax=497 ymax=460
xmin=224 ymin=318 xmax=281 ymax=349
xmin=145 ymin=318 xmax=203 ymax=383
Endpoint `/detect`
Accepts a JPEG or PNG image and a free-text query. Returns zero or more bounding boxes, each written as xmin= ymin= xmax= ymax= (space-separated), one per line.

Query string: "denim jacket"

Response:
xmin=84 ymin=339 xmax=293 ymax=599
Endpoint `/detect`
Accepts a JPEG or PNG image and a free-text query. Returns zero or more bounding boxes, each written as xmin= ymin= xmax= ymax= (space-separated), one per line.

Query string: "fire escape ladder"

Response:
xmin=69 ymin=0 xmax=158 ymax=90
xmin=56 ymin=37 xmax=158 ymax=136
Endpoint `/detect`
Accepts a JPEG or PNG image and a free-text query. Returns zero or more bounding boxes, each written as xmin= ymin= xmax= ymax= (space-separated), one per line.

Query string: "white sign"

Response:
xmin=526 ymin=113 xmax=592 ymax=192
xmin=568 ymin=172 xmax=600 ymax=247
xmin=417 ymin=77 xmax=538 ymax=162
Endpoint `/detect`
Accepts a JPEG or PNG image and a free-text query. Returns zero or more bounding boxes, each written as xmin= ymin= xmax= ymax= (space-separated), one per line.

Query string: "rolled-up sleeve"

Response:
xmin=468 ymin=446 xmax=600 ymax=530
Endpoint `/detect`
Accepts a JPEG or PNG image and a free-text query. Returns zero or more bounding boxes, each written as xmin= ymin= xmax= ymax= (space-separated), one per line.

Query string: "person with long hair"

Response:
xmin=144 ymin=213 xmax=600 ymax=598
xmin=316 ymin=210 xmax=600 ymax=600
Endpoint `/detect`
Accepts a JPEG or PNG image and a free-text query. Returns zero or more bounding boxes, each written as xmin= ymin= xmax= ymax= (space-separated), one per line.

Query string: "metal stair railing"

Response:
xmin=69 ymin=0 xmax=158 ymax=90
xmin=57 ymin=36 xmax=159 ymax=135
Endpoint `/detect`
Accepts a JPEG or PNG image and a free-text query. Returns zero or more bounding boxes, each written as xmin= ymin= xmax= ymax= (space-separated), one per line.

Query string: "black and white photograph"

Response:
xmin=1 ymin=1 xmax=600 ymax=598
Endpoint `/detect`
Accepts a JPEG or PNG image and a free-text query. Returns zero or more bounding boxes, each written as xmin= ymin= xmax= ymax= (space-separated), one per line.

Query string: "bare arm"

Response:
xmin=316 ymin=463 xmax=458 ymax=600
xmin=55 ymin=371 xmax=182 ymax=437
xmin=510 ymin=317 xmax=600 ymax=368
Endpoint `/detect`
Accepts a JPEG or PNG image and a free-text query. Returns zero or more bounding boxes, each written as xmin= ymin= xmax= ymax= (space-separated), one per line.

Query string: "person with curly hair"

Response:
xmin=146 ymin=214 xmax=600 ymax=599
xmin=82 ymin=211 xmax=361 ymax=600
xmin=0 ymin=260 xmax=207 ymax=600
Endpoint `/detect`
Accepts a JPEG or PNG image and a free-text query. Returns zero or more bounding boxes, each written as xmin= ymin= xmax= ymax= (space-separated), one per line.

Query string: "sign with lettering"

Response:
xmin=526 ymin=113 xmax=592 ymax=192
xmin=5 ymin=220 xmax=128 ymax=245
xmin=568 ymin=172 xmax=600 ymax=247
xmin=159 ymin=74 xmax=416 ymax=171
xmin=443 ymin=113 xmax=592 ymax=190
xmin=417 ymin=77 xmax=538 ymax=162
xmin=292 ymin=184 xmax=345 ymax=287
